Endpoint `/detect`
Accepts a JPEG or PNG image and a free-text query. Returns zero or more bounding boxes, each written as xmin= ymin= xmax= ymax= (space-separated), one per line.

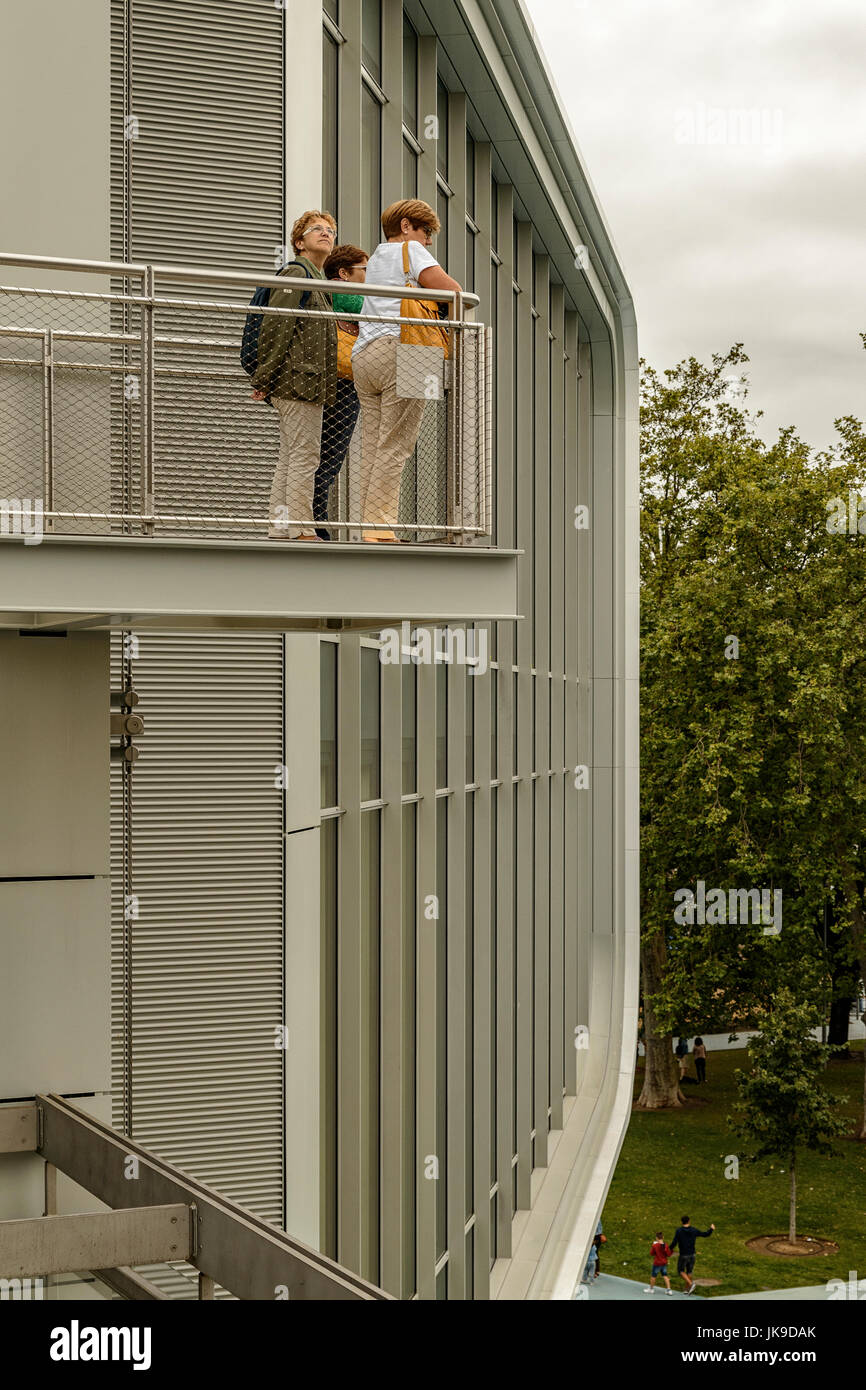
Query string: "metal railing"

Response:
xmin=0 ymin=252 xmax=492 ymax=545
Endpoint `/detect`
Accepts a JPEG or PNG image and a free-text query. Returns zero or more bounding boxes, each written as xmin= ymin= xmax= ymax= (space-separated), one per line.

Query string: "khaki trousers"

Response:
xmin=269 ymin=397 xmax=323 ymax=535
xmin=352 ymin=337 xmax=426 ymax=536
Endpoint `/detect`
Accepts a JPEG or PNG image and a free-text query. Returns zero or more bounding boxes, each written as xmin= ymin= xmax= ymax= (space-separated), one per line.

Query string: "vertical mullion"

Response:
xmin=515 ymin=220 xmax=533 ymax=1208
xmin=549 ymin=285 xmax=566 ymax=1127
xmin=494 ymin=181 xmax=515 ymax=1256
xmin=415 ymin=655 xmax=437 ymax=1298
xmin=563 ymin=311 xmax=580 ymax=1093
xmin=417 ymin=37 xmax=438 ymax=209
xmin=337 ymin=0 xmax=362 ymax=241
xmin=576 ymin=337 xmax=593 ymax=1082
xmin=380 ymin=654 xmax=404 ymax=1293
xmin=445 ymin=653 xmax=466 ymax=1298
xmin=337 ymin=633 xmax=363 ymax=1272
xmin=472 ymin=636 xmax=492 ymax=1297
xmin=381 ymin=0 xmax=403 ymax=209
xmin=533 ymin=255 xmax=551 ymax=1168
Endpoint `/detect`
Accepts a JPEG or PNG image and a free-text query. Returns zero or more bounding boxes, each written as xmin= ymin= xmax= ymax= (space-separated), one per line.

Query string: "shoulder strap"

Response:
xmin=402 ymin=239 xmax=413 ymax=284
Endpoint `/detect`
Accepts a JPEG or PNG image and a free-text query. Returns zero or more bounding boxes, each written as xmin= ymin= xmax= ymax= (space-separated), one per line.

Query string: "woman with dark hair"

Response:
xmin=693 ymin=1036 xmax=707 ymax=1084
xmin=314 ymin=243 xmax=369 ymax=539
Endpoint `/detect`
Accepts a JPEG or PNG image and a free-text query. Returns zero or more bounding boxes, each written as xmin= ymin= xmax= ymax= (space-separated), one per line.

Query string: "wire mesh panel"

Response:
xmin=0 ymin=259 xmax=490 ymax=544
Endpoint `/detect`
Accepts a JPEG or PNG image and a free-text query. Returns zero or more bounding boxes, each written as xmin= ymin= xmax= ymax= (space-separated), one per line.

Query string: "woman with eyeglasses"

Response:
xmin=250 ymin=210 xmax=339 ymax=541
xmin=313 ymin=244 xmax=369 ymax=539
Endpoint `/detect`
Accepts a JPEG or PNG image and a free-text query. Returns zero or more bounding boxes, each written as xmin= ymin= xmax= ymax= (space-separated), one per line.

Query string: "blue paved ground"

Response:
xmin=574 ymin=1273 xmax=834 ymax=1301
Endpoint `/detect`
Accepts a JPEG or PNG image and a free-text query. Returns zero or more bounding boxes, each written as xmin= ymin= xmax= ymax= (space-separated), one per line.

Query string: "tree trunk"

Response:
xmin=636 ymin=930 xmax=685 ymax=1108
xmin=828 ymin=993 xmax=852 ymax=1054
xmin=788 ymin=1154 xmax=796 ymax=1245
xmin=849 ymin=904 xmax=866 ymax=1140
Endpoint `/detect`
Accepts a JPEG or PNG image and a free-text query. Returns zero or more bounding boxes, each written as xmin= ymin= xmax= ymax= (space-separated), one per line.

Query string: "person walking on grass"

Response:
xmin=644 ymin=1231 xmax=673 ymax=1295
xmin=670 ymin=1215 xmax=715 ymax=1295
xmin=692 ymin=1036 xmax=708 ymax=1084
xmin=675 ymin=1035 xmax=689 ymax=1080
xmin=582 ymin=1238 xmax=598 ymax=1285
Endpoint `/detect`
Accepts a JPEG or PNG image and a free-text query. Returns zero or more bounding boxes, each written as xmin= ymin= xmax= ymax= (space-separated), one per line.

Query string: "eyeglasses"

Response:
xmin=306 ymin=224 xmax=337 ymax=239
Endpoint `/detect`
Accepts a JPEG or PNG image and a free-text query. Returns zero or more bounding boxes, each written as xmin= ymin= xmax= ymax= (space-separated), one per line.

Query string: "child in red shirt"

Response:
xmin=644 ymin=1231 xmax=673 ymax=1295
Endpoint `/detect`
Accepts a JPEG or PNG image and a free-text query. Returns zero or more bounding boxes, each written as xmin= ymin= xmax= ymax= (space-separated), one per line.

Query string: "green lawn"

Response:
xmin=600 ymin=1042 xmax=866 ymax=1297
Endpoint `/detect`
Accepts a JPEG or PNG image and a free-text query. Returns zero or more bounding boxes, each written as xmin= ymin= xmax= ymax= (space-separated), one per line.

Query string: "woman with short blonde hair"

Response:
xmin=351 ymin=199 xmax=461 ymax=543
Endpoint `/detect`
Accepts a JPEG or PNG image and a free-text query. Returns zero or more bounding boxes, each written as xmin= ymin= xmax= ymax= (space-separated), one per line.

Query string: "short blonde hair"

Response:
xmin=291 ymin=209 xmax=337 ymax=252
xmin=381 ymin=199 xmax=440 ymax=239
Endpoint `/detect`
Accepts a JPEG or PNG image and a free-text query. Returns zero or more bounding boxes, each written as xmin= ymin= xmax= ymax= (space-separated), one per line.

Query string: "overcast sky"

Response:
xmin=525 ymin=0 xmax=866 ymax=449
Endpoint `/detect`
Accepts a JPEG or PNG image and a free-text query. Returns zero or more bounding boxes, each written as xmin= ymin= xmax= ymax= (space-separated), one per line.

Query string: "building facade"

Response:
xmin=0 ymin=0 xmax=638 ymax=1300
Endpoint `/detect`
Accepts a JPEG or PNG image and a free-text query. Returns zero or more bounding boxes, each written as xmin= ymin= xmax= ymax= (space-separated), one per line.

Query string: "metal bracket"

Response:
xmin=110 ymin=687 xmax=144 ymax=763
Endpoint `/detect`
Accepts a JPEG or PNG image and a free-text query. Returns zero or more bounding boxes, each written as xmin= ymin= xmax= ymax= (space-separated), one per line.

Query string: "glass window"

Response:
xmin=466 ymin=132 xmax=475 ymax=215
xmin=436 ymin=657 xmax=448 ymax=787
xmin=490 ymin=783 xmax=497 ymax=1184
xmin=402 ymin=659 xmax=416 ymax=794
xmin=361 ymin=644 xmax=381 ymax=800
xmin=436 ymin=81 xmax=449 ymax=177
xmin=361 ymin=808 xmax=381 ymax=1282
xmin=465 ymin=224 xmax=475 ymax=293
xmin=402 ymin=138 xmax=418 ymax=199
xmin=323 ymin=32 xmax=339 ymax=233
xmin=320 ymin=640 xmax=337 ymax=808
xmin=491 ymin=177 xmax=498 ymax=253
xmin=362 ymin=0 xmax=382 ymax=83
xmin=403 ymin=15 xmax=418 ymax=134
xmin=361 ymin=86 xmax=383 ymax=264
xmin=437 ymin=187 xmax=449 ymax=262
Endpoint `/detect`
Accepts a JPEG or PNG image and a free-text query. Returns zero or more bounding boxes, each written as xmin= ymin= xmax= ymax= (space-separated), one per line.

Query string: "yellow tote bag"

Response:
xmin=399 ymin=240 xmax=450 ymax=358
xmin=336 ymin=324 xmax=357 ymax=379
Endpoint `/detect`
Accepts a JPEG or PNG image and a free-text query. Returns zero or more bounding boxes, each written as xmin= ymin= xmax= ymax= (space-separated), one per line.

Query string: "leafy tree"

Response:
xmin=639 ymin=342 xmax=866 ymax=1119
xmin=730 ymin=990 xmax=848 ymax=1244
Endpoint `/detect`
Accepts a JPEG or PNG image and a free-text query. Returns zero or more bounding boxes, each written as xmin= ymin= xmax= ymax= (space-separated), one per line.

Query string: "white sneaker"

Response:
xmin=666 ymin=1288 xmax=673 ymax=1296
xmin=643 ymin=1286 xmax=653 ymax=1294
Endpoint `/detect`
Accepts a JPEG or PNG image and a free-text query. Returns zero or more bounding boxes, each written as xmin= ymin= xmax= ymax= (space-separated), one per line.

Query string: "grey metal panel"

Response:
xmin=338 ymin=0 xmax=363 ymax=237
xmin=418 ymin=37 xmax=439 ymax=210
xmin=379 ymin=653 xmax=406 ymax=1295
xmin=548 ymin=283 xmax=565 ymax=1128
xmin=415 ymin=656 xmax=437 ymax=1298
xmin=491 ymin=184 xmax=516 ymax=1256
xmin=532 ymin=255 xmax=550 ymax=1168
xmin=576 ymin=340 xmax=593 ymax=1064
xmin=337 ymin=634 xmax=363 ymax=1273
xmin=514 ymin=220 xmax=533 ymax=1207
xmin=0 ymin=879 xmax=110 ymax=1099
xmin=382 ymin=0 xmax=405 ymax=210
xmin=0 ymin=632 xmax=109 ymax=878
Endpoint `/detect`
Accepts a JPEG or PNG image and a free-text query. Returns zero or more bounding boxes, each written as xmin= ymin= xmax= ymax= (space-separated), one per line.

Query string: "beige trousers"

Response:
xmin=352 ymin=337 xmax=426 ymax=536
xmin=269 ymin=396 xmax=323 ymax=535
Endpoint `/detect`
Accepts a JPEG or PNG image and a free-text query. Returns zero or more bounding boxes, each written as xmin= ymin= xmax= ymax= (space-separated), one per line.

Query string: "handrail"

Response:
xmin=0 ymin=250 xmax=480 ymax=309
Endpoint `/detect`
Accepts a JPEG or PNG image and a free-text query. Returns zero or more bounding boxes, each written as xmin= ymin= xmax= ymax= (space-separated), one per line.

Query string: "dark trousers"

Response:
xmin=695 ymin=1057 xmax=707 ymax=1083
xmin=314 ymin=377 xmax=360 ymax=539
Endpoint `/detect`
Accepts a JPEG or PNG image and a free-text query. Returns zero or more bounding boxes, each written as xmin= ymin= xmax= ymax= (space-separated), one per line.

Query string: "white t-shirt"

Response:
xmin=353 ymin=240 xmax=441 ymax=355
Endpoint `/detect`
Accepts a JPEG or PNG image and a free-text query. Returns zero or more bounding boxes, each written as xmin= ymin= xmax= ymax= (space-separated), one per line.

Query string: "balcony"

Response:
xmin=0 ymin=253 xmax=518 ymax=633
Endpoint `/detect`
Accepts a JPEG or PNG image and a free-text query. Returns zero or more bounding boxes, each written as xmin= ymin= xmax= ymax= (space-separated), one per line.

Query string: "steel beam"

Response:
xmin=0 ymin=1205 xmax=190 ymax=1279
xmin=36 ymin=1094 xmax=389 ymax=1300
xmin=0 ymin=1104 xmax=37 ymax=1154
